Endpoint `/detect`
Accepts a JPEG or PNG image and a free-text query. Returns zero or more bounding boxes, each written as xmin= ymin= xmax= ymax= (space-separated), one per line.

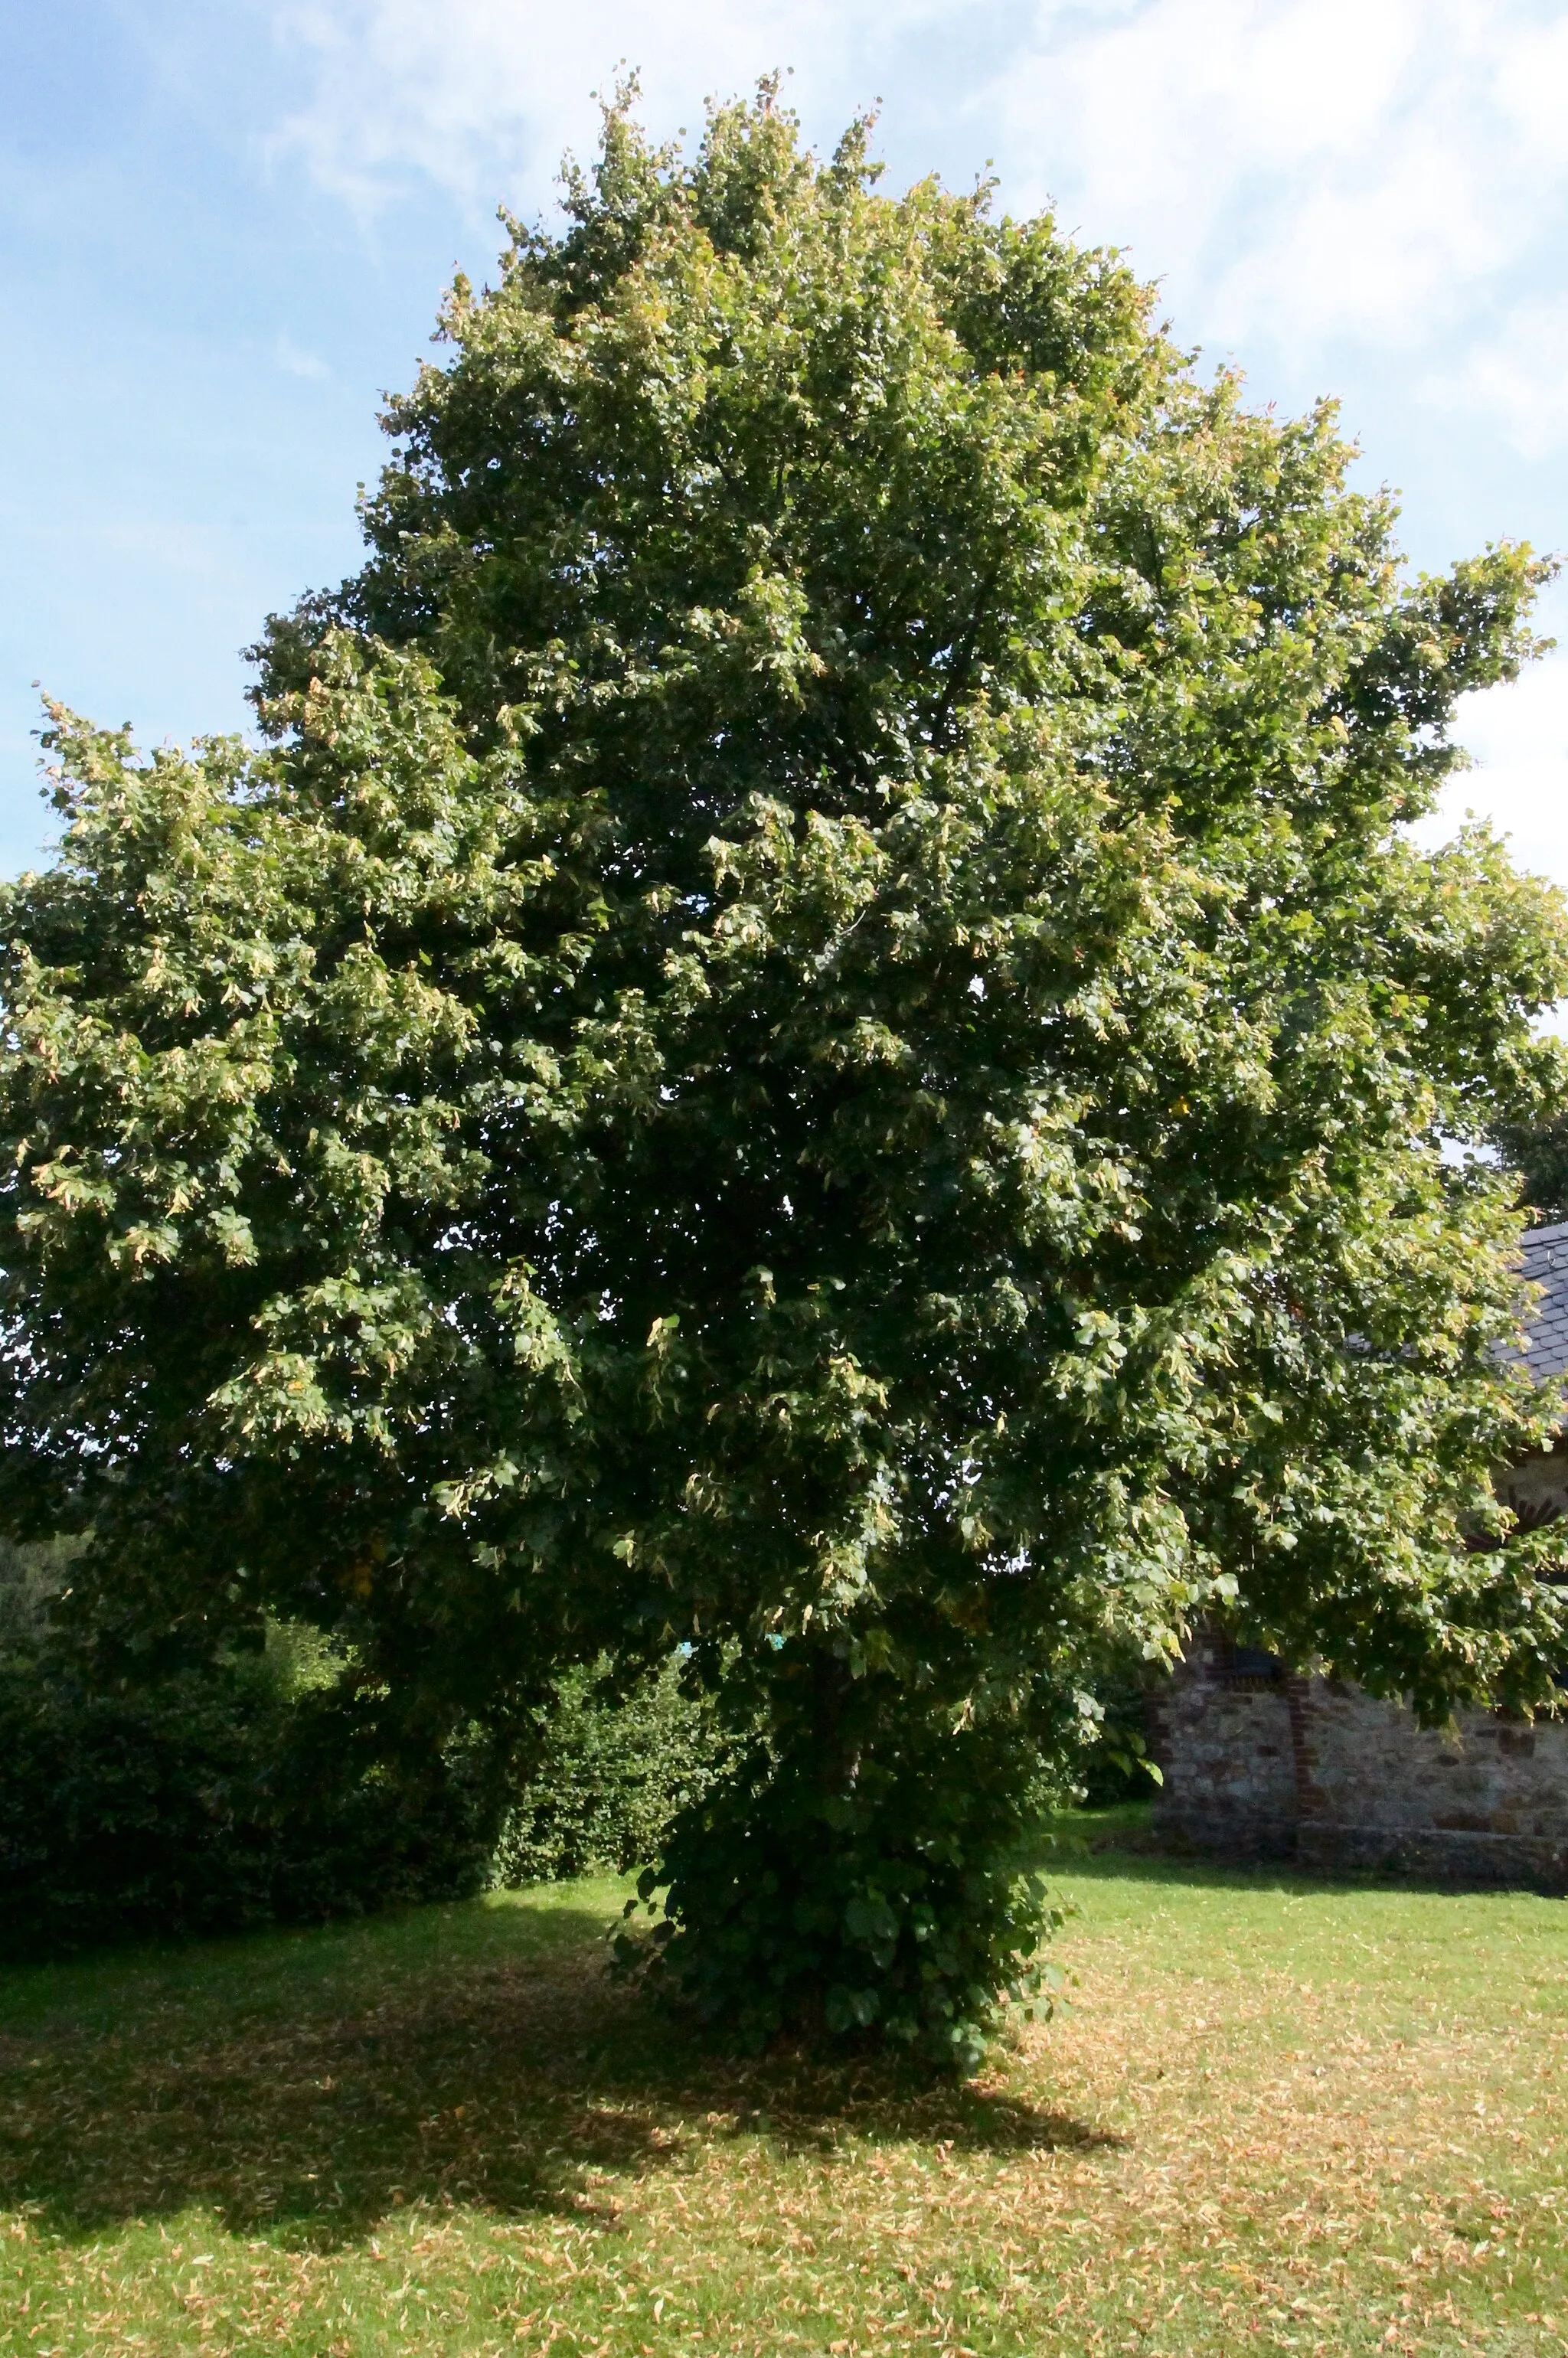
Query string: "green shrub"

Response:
xmin=493 ymin=1656 xmax=729 ymax=1886
xmin=0 ymin=1540 xmax=727 ymax=1954
xmin=628 ymin=1683 xmax=1068 ymax=2074
xmin=0 ymin=1546 xmax=505 ymax=1959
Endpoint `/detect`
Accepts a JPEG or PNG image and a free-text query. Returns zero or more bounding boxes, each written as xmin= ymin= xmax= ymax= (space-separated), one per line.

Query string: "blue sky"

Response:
xmin=3 ymin=0 xmax=1566 ymax=887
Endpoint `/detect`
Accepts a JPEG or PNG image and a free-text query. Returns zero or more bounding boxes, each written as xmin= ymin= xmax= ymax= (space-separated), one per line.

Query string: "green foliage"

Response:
xmin=494 ymin=1656 xmax=730 ymax=1885
xmin=0 ymin=1548 xmax=503 ymax=1959
xmin=1073 ymin=1664 xmax=1164 ymax=1808
xmin=623 ymin=1663 xmax=1068 ymax=2071
xmin=4 ymin=88 xmax=1568 ymax=2053
xmin=1492 ymin=1105 xmax=1568 ymax=1225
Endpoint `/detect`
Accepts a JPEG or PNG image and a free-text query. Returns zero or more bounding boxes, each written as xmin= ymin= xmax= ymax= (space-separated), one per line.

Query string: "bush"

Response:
xmin=0 ymin=1540 xmax=727 ymax=1955
xmin=493 ymin=1656 xmax=730 ymax=1886
xmin=629 ymin=1684 xmax=1067 ymax=2074
xmin=0 ymin=1545 xmax=505 ymax=1960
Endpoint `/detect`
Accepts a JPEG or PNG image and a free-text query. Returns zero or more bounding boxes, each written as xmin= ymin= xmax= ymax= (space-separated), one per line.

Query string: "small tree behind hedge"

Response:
xmin=494 ymin=1656 xmax=730 ymax=1885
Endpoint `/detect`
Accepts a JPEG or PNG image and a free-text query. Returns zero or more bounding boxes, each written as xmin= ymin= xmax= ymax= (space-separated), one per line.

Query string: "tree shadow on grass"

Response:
xmin=0 ymin=1893 xmax=1117 ymax=2250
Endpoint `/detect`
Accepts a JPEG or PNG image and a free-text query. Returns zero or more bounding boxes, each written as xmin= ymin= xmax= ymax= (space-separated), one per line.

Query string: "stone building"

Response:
xmin=1146 ymin=1220 xmax=1568 ymax=1890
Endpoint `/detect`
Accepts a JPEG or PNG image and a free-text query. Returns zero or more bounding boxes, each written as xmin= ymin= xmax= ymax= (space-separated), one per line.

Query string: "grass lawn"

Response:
xmin=2 ymin=1818 xmax=1566 ymax=2356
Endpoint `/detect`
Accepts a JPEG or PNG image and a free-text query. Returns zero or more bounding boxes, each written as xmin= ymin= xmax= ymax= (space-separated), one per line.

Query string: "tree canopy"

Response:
xmin=4 ymin=87 xmax=1567 ymax=2060
xmin=1493 ymin=1104 xmax=1568 ymax=1226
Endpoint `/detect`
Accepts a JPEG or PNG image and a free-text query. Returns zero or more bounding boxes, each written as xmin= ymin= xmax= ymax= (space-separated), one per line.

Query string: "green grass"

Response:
xmin=2 ymin=1823 xmax=1566 ymax=2355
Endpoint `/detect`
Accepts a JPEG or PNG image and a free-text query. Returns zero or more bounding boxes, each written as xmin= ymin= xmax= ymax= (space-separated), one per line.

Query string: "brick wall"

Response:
xmin=1147 ymin=1634 xmax=1568 ymax=1891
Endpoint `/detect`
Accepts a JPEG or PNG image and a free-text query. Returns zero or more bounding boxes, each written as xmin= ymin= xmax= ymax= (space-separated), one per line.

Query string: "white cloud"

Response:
xmin=1422 ymin=296 xmax=1568 ymax=461
xmin=1491 ymin=5 xmax=1568 ymax=163
xmin=1420 ymin=640 xmax=1568 ymax=896
xmin=983 ymin=0 xmax=1568 ymax=361
xmin=259 ymin=0 xmax=939 ymax=217
xmin=274 ymin=331 xmax=332 ymax=380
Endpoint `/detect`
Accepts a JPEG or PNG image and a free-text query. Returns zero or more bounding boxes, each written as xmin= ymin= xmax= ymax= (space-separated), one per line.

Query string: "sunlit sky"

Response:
xmin=3 ymin=0 xmax=1565 ymax=886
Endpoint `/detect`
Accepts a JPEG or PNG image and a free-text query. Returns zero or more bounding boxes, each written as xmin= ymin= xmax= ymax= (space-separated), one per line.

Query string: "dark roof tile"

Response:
xmin=1510 ymin=1223 xmax=1568 ymax=1383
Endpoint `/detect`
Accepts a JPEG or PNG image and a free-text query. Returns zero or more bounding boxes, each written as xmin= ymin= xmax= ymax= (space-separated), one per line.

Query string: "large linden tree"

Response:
xmin=4 ymin=91 xmax=1566 ymax=2063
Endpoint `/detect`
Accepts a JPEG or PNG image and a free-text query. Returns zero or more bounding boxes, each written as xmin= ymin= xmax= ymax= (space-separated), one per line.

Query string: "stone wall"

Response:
xmin=1144 ymin=1630 xmax=1298 ymax=1859
xmin=1147 ymin=1631 xmax=1568 ymax=1891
